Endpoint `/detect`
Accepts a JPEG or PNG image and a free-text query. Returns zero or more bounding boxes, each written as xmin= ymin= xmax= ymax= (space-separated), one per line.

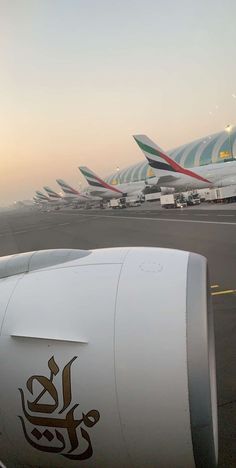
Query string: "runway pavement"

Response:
xmin=0 ymin=206 xmax=235 ymax=467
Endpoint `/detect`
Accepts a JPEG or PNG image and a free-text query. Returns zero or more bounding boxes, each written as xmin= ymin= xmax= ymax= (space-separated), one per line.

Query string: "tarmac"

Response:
xmin=0 ymin=204 xmax=235 ymax=467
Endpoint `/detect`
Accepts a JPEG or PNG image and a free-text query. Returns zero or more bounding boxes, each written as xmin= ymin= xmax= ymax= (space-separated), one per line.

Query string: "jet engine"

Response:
xmin=0 ymin=247 xmax=217 ymax=467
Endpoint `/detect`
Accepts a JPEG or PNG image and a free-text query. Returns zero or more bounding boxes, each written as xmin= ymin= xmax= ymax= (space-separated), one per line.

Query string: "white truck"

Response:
xmin=186 ymin=193 xmax=201 ymax=206
xmin=125 ymin=197 xmax=141 ymax=207
xmin=145 ymin=192 xmax=161 ymax=202
xmin=207 ymin=186 xmax=236 ymax=203
xmin=160 ymin=194 xmax=187 ymax=209
xmin=109 ymin=198 xmax=127 ymax=209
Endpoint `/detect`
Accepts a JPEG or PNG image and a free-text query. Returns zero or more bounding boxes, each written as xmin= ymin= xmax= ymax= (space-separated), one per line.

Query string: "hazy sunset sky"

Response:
xmin=1 ymin=0 xmax=236 ymax=204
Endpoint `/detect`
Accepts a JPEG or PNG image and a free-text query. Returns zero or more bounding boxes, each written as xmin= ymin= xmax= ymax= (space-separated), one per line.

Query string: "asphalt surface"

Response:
xmin=0 ymin=206 xmax=235 ymax=467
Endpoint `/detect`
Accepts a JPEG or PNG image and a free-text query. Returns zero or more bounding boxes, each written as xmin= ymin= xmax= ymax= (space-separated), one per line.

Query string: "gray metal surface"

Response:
xmin=0 ymin=249 xmax=90 ymax=279
xmin=186 ymin=253 xmax=218 ymax=467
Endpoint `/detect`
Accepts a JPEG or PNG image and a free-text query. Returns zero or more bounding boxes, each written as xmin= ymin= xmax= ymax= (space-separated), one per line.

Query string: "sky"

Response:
xmin=0 ymin=0 xmax=236 ymax=204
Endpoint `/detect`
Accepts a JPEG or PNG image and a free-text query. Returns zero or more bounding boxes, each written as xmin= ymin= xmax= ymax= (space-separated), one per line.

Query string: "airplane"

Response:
xmin=43 ymin=186 xmax=64 ymax=201
xmin=133 ymin=134 xmax=236 ymax=191
xmin=56 ymin=179 xmax=101 ymax=206
xmin=33 ymin=195 xmax=44 ymax=206
xmin=43 ymin=186 xmax=68 ymax=209
xmin=35 ymin=191 xmax=50 ymax=203
xmin=33 ymin=192 xmax=51 ymax=210
xmin=43 ymin=186 xmax=67 ymax=209
xmin=79 ymin=166 xmax=146 ymax=200
xmin=33 ymin=191 xmax=57 ymax=210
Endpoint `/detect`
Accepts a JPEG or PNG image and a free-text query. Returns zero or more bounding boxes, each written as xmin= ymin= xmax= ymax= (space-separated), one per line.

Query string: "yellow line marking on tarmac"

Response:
xmin=211 ymin=285 xmax=219 ymax=289
xmin=211 ymin=289 xmax=236 ymax=296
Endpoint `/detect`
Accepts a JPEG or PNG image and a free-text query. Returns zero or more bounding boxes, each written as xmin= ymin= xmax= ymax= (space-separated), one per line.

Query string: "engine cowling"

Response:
xmin=0 ymin=247 xmax=217 ymax=467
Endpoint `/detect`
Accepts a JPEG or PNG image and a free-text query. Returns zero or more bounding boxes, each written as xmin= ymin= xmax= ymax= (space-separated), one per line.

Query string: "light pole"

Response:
xmin=225 ymin=124 xmax=233 ymax=159
xmin=116 ymin=166 xmax=120 ymax=184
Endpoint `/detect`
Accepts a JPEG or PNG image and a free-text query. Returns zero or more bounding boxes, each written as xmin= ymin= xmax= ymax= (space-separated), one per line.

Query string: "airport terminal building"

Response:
xmin=105 ymin=128 xmax=236 ymax=184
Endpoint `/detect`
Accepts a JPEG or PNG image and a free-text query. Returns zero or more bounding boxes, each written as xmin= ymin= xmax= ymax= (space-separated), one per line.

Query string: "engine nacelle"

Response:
xmin=0 ymin=248 xmax=217 ymax=467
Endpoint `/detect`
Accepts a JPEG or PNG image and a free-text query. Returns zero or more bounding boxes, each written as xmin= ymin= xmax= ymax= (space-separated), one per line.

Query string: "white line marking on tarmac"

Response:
xmin=9 ymin=224 xmax=69 ymax=235
xmin=58 ymin=222 xmax=70 ymax=226
xmin=13 ymin=230 xmax=28 ymax=234
xmin=82 ymin=214 xmax=236 ymax=226
xmin=12 ymin=227 xmax=50 ymax=234
xmin=35 ymin=226 xmax=52 ymax=231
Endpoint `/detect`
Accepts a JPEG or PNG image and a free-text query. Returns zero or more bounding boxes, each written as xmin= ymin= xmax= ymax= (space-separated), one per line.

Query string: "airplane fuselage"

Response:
xmin=89 ymin=180 xmax=146 ymax=199
xmin=155 ymin=160 xmax=236 ymax=191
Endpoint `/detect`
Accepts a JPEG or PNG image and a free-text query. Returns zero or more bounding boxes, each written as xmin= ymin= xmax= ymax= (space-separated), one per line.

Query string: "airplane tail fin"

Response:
xmin=35 ymin=191 xmax=49 ymax=201
xmin=56 ymin=179 xmax=81 ymax=196
xmin=44 ymin=186 xmax=61 ymax=199
xmin=133 ymin=135 xmax=210 ymax=183
xmin=79 ymin=166 xmax=123 ymax=194
xmin=133 ymin=135 xmax=183 ymax=174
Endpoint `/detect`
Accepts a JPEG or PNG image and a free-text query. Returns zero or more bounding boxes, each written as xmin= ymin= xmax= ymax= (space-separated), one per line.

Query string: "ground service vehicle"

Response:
xmin=125 ymin=196 xmax=142 ymax=207
xmin=0 ymin=247 xmax=217 ymax=468
xmin=110 ymin=198 xmax=127 ymax=209
xmin=110 ymin=199 xmax=121 ymax=208
xmin=161 ymin=194 xmax=176 ymax=208
xmin=161 ymin=193 xmax=187 ymax=208
xmin=187 ymin=194 xmax=201 ymax=206
xmin=145 ymin=192 xmax=161 ymax=202
xmin=207 ymin=186 xmax=236 ymax=203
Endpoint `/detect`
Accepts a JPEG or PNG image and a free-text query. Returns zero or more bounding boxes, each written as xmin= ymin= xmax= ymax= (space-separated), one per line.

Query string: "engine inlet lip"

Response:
xmin=186 ymin=253 xmax=218 ymax=468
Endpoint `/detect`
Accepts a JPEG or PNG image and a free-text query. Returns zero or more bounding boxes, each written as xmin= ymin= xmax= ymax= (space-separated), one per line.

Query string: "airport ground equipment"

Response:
xmin=125 ymin=195 xmax=144 ymax=207
xmin=109 ymin=198 xmax=127 ymax=209
xmin=125 ymin=198 xmax=141 ymax=207
xmin=160 ymin=193 xmax=187 ymax=208
xmin=0 ymin=248 xmax=217 ymax=467
xmin=186 ymin=193 xmax=201 ymax=206
xmin=207 ymin=185 xmax=236 ymax=203
xmin=145 ymin=192 xmax=161 ymax=202
xmin=109 ymin=198 xmax=121 ymax=208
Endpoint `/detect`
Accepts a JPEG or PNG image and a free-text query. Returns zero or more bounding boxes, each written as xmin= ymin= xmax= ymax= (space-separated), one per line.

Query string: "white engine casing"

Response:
xmin=0 ymin=247 xmax=217 ymax=467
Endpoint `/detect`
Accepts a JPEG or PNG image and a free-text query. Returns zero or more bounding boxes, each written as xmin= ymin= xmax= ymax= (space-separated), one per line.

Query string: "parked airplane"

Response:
xmin=33 ymin=191 xmax=52 ymax=210
xmin=44 ymin=186 xmax=63 ymax=201
xmin=134 ymin=135 xmax=236 ymax=190
xmin=43 ymin=186 xmax=67 ymax=208
xmin=56 ymin=179 xmax=101 ymax=205
xmin=33 ymin=195 xmax=43 ymax=205
xmin=35 ymin=191 xmax=50 ymax=202
xmin=44 ymin=186 xmax=64 ymax=206
xmin=79 ymin=166 xmax=146 ymax=200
